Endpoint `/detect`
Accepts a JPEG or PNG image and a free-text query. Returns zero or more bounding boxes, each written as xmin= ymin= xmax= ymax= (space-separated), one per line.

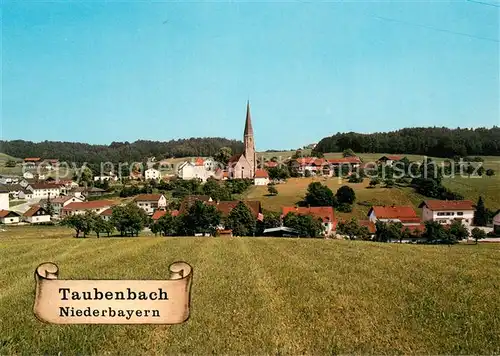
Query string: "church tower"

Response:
xmin=243 ymin=101 xmax=256 ymax=177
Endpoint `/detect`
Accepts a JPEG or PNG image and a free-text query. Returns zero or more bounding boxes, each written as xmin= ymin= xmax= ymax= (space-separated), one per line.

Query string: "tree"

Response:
xmin=384 ymin=179 xmax=395 ymax=188
xmin=45 ymin=197 xmax=55 ymax=217
xmin=214 ymin=147 xmax=233 ymax=165
xmin=348 ymin=174 xmax=363 ymax=183
xmin=422 ymin=221 xmax=453 ymax=244
xmin=449 ymin=220 xmax=469 ymax=241
xmin=111 ymin=203 xmax=149 ymax=237
xmin=342 ymin=149 xmax=356 ymax=157
xmin=256 ymin=211 xmax=282 ymax=235
xmin=203 ymin=179 xmax=232 ymax=201
xmin=283 ymin=212 xmax=325 ymax=238
xmin=473 ymin=196 xmax=488 ymax=226
xmin=336 ymin=185 xmax=356 ymax=205
xmin=5 ymin=159 xmax=16 ymax=167
xmin=60 ymin=213 xmax=94 ymax=238
xmin=486 ymin=169 xmax=495 ymax=176
xmin=93 ymin=216 xmax=114 ymax=238
xmin=291 ymin=150 xmax=303 ymax=159
xmin=304 ymin=170 xmax=312 ymax=177
xmin=224 ymin=202 xmax=256 ymax=236
xmin=374 ymin=221 xmax=403 ymax=242
xmin=304 ymin=182 xmax=336 ymax=207
xmin=155 ymin=214 xmax=181 ymax=236
xmin=267 ymin=183 xmax=278 ymax=196
xmin=267 ymin=166 xmax=290 ymax=181
xmin=369 ymin=178 xmax=380 ymax=188
xmin=471 ymin=227 xmax=486 ymax=244
xmin=337 ymin=218 xmax=369 ymax=240
xmin=181 ymin=200 xmax=221 ymax=236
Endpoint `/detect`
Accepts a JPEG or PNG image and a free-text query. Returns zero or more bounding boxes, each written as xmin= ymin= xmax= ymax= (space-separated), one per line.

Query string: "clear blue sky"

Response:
xmin=2 ymin=1 xmax=499 ymax=150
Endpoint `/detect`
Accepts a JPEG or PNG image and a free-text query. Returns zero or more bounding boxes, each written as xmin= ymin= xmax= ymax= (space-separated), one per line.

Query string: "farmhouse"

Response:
xmin=419 ymin=200 xmax=475 ymax=226
xmin=23 ymin=157 xmax=41 ymax=168
xmin=151 ymin=209 xmax=179 ymax=221
xmin=282 ymin=206 xmax=337 ymax=236
xmin=41 ymin=196 xmax=84 ymax=216
xmin=61 ymin=200 xmax=116 ymax=217
xmin=28 ymin=183 xmax=61 ymax=199
xmin=100 ymin=208 xmax=113 ymax=221
xmin=368 ymin=205 xmax=421 ymax=226
xmin=177 ymin=160 xmax=213 ymax=182
xmin=0 ymin=210 xmax=21 ymax=224
xmin=134 ymin=194 xmax=167 ymax=214
xmin=23 ymin=205 xmax=51 ymax=224
xmin=206 ymin=200 xmax=263 ymax=221
xmin=145 ymin=168 xmax=161 ymax=181
xmin=0 ymin=184 xmax=24 ymax=199
xmin=94 ymin=172 xmax=118 ymax=182
xmin=377 ymin=155 xmax=404 ymax=167
xmin=254 ymin=169 xmax=270 ymax=186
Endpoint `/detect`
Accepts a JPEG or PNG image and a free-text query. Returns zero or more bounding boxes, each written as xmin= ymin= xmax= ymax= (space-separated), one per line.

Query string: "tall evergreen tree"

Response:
xmin=473 ymin=196 xmax=488 ymax=226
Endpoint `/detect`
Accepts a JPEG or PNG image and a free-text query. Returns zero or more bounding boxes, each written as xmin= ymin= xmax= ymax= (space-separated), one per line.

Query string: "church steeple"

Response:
xmin=243 ymin=100 xmax=256 ymax=177
xmin=244 ymin=100 xmax=253 ymax=136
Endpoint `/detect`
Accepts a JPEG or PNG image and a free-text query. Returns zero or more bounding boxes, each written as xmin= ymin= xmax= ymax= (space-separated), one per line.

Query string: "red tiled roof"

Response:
xmin=23 ymin=205 xmax=48 ymax=217
xmin=369 ymin=206 xmax=418 ymax=220
xmin=399 ymin=217 xmax=422 ymax=224
xmin=24 ymin=157 xmax=41 ymax=162
xmin=172 ymin=209 xmax=179 ymax=216
xmin=282 ymin=206 xmax=336 ymax=224
xmin=379 ymin=155 xmax=403 ymax=161
xmin=265 ymin=161 xmax=278 ymax=168
xmin=254 ymin=169 xmax=269 ymax=178
xmin=0 ymin=210 xmax=19 ymax=218
xmin=63 ymin=200 xmax=115 ymax=211
xmin=152 ymin=209 xmax=179 ymax=221
xmin=194 ymin=158 xmax=205 ymax=166
xmin=49 ymin=196 xmax=74 ymax=204
xmin=134 ymin=194 xmax=164 ymax=202
xmin=100 ymin=208 xmax=113 ymax=216
xmin=419 ymin=200 xmax=475 ymax=211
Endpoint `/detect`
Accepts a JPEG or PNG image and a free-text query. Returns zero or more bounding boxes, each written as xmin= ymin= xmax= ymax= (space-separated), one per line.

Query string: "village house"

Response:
xmin=151 ymin=209 xmax=179 ymax=222
xmin=254 ymin=169 xmax=270 ymax=186
xmin=377 ymin=155 xmax=404 ymax=167
xmin=94 ymin=172 xmax=118 ymax=182
xmin=206 ymin=200 xmax=263 ymax=233
xmin=41 ymin=195 xmax=85 ymax=217
xmin=100 ymin=208 xmax=114 ymax=221
xmin=27 ymin=183 xmax=61 ymax=199
xmin=23 ymin=157 xmax=41 ymax=168
xmin=145 ymin=168 xmax=161 ymax=181
xmin=282 ymin=206 xmax=337 ymax=236
xmin=177 ymin=159 xmax=214 ymax=182
xmin=0 ymin=175 xmax=20 ymax=185
xmin=23 ymin=171 xmax=34 ymax=179
xmin=179 ymin=195 xmax=213 ymax=214
xmin=61 ymin=200 xmax=116 ymax=217
xmin=419 ymin=200 xmax=475 ymax=226
xmin=134 ymin=194 xmax=167 ymax=214
xmin=18 ymin=189 xmax=33 ymax=200
xmin=0 ymin=210 xmax=21 ymax=224
xmin=0 ymin=184 xmax=24 ymax=199
xmin=23 ymin=205 xmax=51 ymax=224
xmin=368 ymin=205 xmax=421 ymax=226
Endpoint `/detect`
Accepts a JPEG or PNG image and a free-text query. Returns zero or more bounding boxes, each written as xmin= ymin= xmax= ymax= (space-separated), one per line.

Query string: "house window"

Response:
xmin=437 ymin=212 xmax=445 ymax=216
xmin=457 ymin=212 xmax=463 ymax=216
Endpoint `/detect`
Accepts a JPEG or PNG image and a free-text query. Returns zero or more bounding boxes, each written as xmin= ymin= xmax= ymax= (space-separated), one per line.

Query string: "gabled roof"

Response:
xmin=228 ymin=154 xmax=243 ymax=164
xmin=134 ymin=194 xmax=164 ymax=202
xmin=418 ymin=200 xmax=475 ymax=211
xmin=24 ymin=157 xmax=41 ymax=162
xmin=100 ymin=208 xmax=113 ymax=217
xmin=254 ymin=169 xmax=269 ymax=178
xmin=0 ymin=210 xmax=20 ymax=218
xmin=30 ymin=183 xmax=62 ymax=190
xmin=63 ymin=200 xmax=115 ymax=211
xmin=368 ymin=205 xmax=418 ymax=219
xmin=379 ymin=155 xmax=403 ymax=161
xmin=358 ymin=220 xmax=376 ymax=234
xmin=179 ymin=195 xmax=213 ymax=214
xmin=152 ymin=209 xmax=179 ymax=221
xmin=194 ymin=158 xmax=205 ymax=166
xmin=282 ymin=206 xmax=336 ymax=225
xmin=23 ymin=205 xmax=49 ymax=217
xmin=206 ymin=200 xmax=262 ymax=219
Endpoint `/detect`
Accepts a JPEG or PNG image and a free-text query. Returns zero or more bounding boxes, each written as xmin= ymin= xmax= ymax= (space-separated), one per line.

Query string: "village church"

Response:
xmin=228 ymin=101 xmax=256 ymax=179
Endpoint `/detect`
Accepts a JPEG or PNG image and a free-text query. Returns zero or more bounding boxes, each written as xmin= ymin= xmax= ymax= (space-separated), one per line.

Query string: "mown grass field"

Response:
xmin=1 ymin=232 xmax=500 ymax=354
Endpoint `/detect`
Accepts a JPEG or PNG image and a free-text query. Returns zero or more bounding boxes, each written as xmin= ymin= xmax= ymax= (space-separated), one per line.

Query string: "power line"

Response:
xmin=466 ymin=0 xmax=500 ymax=8
xmin=371 ymin=15 xmax=499 ymax=43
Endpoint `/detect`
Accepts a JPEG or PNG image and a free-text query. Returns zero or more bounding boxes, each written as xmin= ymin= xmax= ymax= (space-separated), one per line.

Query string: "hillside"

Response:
xmin=1 ymin=233 xmax=499 ymax=354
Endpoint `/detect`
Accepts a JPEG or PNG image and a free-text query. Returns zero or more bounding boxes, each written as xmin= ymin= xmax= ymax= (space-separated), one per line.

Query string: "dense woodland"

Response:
xmin=0 ymin=138 xmax=244 ymax=164
xmin=313 ymin=127 xmax=500 ymax=157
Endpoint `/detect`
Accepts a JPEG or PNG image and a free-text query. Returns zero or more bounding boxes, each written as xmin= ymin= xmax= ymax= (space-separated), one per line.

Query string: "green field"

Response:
xmin=1 ymin=230 xmax=500 ymax=354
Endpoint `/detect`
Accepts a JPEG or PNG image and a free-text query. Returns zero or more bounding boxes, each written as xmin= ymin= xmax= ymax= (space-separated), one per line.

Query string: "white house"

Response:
xmin=18 ymin=189 xmax=33 ymax=200
xmin=0 ymin=189 xmax=9 ymax=210
xmin=377 ymin=155 xmax=404 ymax=167
xmin=419 ymin=200 xmax=475 ymax=226
xmin=61 ymin=200 xmax=116 ymax=217
xmin=43 ymin=196 xmax=85 ymax=216
xmin=203 ymin=158 xmax=217 ymax=171
xmin=177 ymin=160 xmax=214 ymax=182
xmin=23 ymin=171 xmax=34 ymax=179
xmin=93 ymin=172 xmax=118 ymax=182
xmin=281 ymin=206 xmax=337 ymax=236
xmin=0 ymin=210 xmax=21 ymax=224
xmin=254 ymin=169 xmax=270 ymax=186
xmin=134 ymin=194 xmax=167 ymax=214
xmin=23 ymin=205 xmax=51 ymax=223
xmin=27 ymin=183 xmax=61 ymax=199
xmin=368 ymin=205 xmax=421 ymax=226
xmin=145 ymin=168 xmax=161 ymax=181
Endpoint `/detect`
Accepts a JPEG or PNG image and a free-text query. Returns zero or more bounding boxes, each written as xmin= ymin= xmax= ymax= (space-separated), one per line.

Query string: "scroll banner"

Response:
xmin=33 ymin=261 xmax=193 ymax=324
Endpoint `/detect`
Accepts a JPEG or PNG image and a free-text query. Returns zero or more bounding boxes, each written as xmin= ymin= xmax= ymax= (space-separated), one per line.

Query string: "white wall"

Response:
xmin=26 ymin=215 xmax=51 ymax=223
xmin=0 ymin=193 xmax=9 ymax=210
xmin=1 ymin=216 xmax=20 ymax=224
xmin=254 ymin=177 xmax=269 ymax=186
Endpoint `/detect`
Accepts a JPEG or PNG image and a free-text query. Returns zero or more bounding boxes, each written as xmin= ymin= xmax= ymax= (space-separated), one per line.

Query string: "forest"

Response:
xmin=0 ymin=137 xmax=244 ymax=164
xmin=312 ymin=127 xmax=500 ymax=157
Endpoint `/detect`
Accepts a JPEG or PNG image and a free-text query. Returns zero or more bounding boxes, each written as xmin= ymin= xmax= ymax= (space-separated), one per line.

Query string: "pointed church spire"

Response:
xmin=244 ymin=100 xmax=253 ymax=136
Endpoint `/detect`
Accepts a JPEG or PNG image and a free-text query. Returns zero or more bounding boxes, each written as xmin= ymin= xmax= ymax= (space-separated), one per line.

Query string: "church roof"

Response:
xmin=244 ymin=101 xmax=253 ymax=136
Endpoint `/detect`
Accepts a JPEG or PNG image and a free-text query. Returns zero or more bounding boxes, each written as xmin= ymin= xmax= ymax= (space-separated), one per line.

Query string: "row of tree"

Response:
xmin=302 ymin=182 xmax=356 ymax=212
xmin=313 ymin=127 xmax=500 ymax=158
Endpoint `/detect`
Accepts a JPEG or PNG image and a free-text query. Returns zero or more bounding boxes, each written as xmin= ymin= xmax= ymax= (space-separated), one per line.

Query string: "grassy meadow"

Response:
xmin=1 ymin=232 xmax=500 ymax=354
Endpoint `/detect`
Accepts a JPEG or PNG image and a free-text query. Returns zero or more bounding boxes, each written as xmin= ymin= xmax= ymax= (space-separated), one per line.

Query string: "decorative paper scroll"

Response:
xmin=33 ymin=261 xmax=193 ymax=324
